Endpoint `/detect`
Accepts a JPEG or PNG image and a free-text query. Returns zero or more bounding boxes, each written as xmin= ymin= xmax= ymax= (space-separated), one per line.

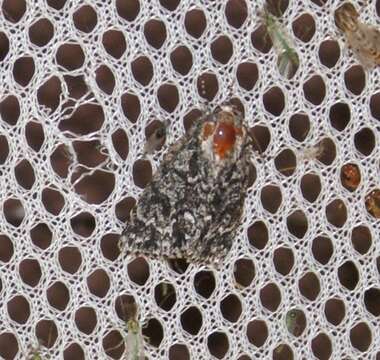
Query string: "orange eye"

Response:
xmin=213 ymin=122 xmax=236 ymax=158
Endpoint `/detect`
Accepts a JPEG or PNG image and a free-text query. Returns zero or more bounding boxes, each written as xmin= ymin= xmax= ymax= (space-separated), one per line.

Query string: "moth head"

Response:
xmin=335 ymin=2 xmax=359 ymax=32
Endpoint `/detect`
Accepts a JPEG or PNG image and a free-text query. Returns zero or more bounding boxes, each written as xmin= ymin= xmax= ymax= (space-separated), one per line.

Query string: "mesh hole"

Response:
xmin=325 ymin=199 xmax=347 ymax=228
xmin=132 ymin=159 xmax=152 ymax=188
xmin=266 ymin=0 xmax=289 ymax=16
xmin=364 ymin=288 xmax=380 ymax=317
xmin=289 ymin=113 xmax=310 ymax=142
xmin=194 ymin=270 xmax=216 ymax=298
xmin=159 ymin=0 xmax=180 ymax=11
xmin=167 ymin=258 xmax=190 ymax=274
xmin=0 ymin=95 xmax=20 ymax=126
xmin=344 ymin=65 xmax=365 ymax=96
xmin=95 ymin=65 xmax=115 ymax=95
xmin=63 ymin=343 xmax=85 ymax=360
xmin=157 ymin=83 xmax=179 ymax=113
xmin=286 ymin=210 xmax=308 ymax=239
xmin=301 ymin=173 xmax=321 ymax=203
xmin=207 ymin=331 xmax=229 ymax=359
xmin=121 ymin=92 xmax=141 ymax=123
xmin=30 ymin=223 xmax=52 ymax=250
xmin=142 ymin=318 xmax=164 ymax=347
xmin=73 ymin=5 xmax=97 ymax=33
xmin=7 ymin=295 xmax=30 ymax=325
xmin=273 ymin=247 xmax=294 ymax=276
xmin=102 ymin=30 xmax=127 ymax=59
xmin=350 ymin=322 xmax=372 ymax=352
xmin=3 ymin=198 xmax=25 ymax=227
xmin=370 ymin=92 xmax=380 ymax=121
xmin=236 ymin=62 xmax=258 ymax=91
xmin=144 ymin=19 xmax=167 ymax=49
xmin=303 ymin=75 xmax=326 ymax=105
xmin=112 ymin=128 xmax=129 ymax=159
xmin=101 ymin=233 xmax=121 ymax=261
xmin=318 ymin=40 xmax=340 ymax=68
xmin=285 ymin=309 xmax=306 ymax=337
xmin=144 ymin=119 xmax=167 ymax=153
xmin=315 ymin=137 xmax=336 ymax=165
xmin=116 ymin=0 xmax=140 ymax=22
xmin=365 ymin=189 xmax=380 ymax=219
xmin=19 ymin=258 xmax=42 ymax=287
xmin=58 ymin=246 xmax=82 ymax=274
xmin=311 ymin=235 xmax=333 ymax=265
xmin=115 ymin=196 xmax=136 ymax=222
xmin=329 ymin=101 xmax=350 ymax=131
xmin=0 ymin=32 xmax=10 ymax=61
xmin=41 ymin=188 xmax=65 ymax=215
xmin=220 ymin=293 xmax=242 ymax=323
xmin=351 ymin=225 xmax=371 ymax=255
xmin=298 ymin=272 xmax=320 ymax=301
xmin=183 ymin=108 xmax=202 ymax=133
xmin=169 ymin=344 xmax=190 ymax=360
xmin=274 ymin=148 xmax=296 ymax=176
xmin=246 ymin=319 xmax=268 ymax=347
xmin=324 ymin=298 xmax=345 ymax=326
xmin=233 ymin=258 xmax=255 ymax=287
xmin=225 ymin=0 xmax=247 ymax=29
xmin=309 ymin=0 xmax=327 ymax=6
xmin=180 ymin=306 xmax=203 ymax=335
xmin=354 ymin=128 xmax=375 ymax=156
xmin=247 ymin=220 xmax=269 ymax=250
xmin=292 ymin=13 xmax=315 ymax=42
xmin=15 ymin=159 xmax=35 ymax=190
xmin=260 ymin=283 xmax=281 ymax=312
xmin=263 ymin=87 xmax=285 ymax=116
xmin=70 ymin=211 xmax=96 ymax=237
xmin=46 ymin=281 xmax=70 ymax=311
xmin=197 ymin=72 xmax=219 ymax=102
xmin=272 ymin=344 xmax=293 ymax=360
xmin=154 ymin=282 xmax=176 ymax=311
xmin=260 ymin=185 xmax=282 ymax=214
xmin=50 ymin=144 xmax=72 ymax=178
xmin=73 ymin=140 xmax=107 ymax=167
xmin=170 ymin=45 xmax=193 ymax=76
xmin=64 ymin=74 xmax=88 ymax=99
xmin=249 ymin=125 xmax=270 ymax=154
xmin=12 ymin=56 xmax=34 ymax=86
xmin=341 ymin=163 xmax=361 ymax=192
xmin=0 ymin=235 xmax=14 ymax=263
xmin=56 ymin=43 xmax=85 ymax=71
xmin=0 ymin=333 xmax=18 ymax=359
xmin=87 ymin=269 xmax=110 ymax=298
xmin=184 ymin=9 xmax=207 ymax=39
xmin=115 ymin=294 xmax=136 ymax=321
xmin=211 ymin=35 xmax=233 ymax=65
xmin=46 ymin=0 xmax=66 ymax=10
xmin=127 ymin=257 xmax=150 ymax=285
xmin=103 ymin=330 xmax=124 ymax=359
xmin=2 ymin=0 xmax=26 ymax=23
xmin=311 ymin=333 xmax=332 ymax=360
xmin=0 ymin=135 xmax=9 ymax=164
xmin=131 ymin=56 xmax=154 ymax=86
xmin=75 ymin=306 xmax=97 ymax=335
xmin=338 ymin=260 xmax=359 ymax=291
xmin=251 ymin=25 xmax=271 ymax=54
xmin=37 ymin=76 xmax=62 ymax=112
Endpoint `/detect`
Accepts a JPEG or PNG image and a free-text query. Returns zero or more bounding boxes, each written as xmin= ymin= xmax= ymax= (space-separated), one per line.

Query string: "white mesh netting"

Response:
xmin=0 ymin=0 xmax=380 ymax=359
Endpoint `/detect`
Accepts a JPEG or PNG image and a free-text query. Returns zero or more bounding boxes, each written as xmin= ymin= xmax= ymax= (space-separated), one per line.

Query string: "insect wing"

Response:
xmin=126 ymin=320 xmax=145 ymax=360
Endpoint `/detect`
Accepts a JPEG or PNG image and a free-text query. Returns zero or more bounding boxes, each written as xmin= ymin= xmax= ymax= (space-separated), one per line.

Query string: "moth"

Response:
xmin=121 ymin=105 xmax=251 ymax=265
xmin=335 ymin=2 xmax=380 ymax=67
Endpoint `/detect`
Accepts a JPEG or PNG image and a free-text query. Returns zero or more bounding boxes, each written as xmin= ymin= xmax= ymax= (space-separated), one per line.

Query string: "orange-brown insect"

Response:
xmin=335 ymin=2 xmax=380 ymax=67
xmin=341 ymin=163 xmax=361 ymax=191
xmin=365 ymin=189 xmax=380 ymax=218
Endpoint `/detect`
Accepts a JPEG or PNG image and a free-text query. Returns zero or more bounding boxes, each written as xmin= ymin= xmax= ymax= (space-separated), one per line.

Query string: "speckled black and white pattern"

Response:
xmin=121 ymin=106 xmax=251 ymax=265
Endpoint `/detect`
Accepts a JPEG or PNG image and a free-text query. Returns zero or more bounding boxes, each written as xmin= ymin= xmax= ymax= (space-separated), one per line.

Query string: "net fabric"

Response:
xmin=0 ymin=0 xmax=379 ymax=359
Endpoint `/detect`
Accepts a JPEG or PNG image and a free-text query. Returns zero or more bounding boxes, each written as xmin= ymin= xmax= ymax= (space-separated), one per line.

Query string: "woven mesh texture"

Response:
xmin=0 ymin=0 xmax=380 ymax=359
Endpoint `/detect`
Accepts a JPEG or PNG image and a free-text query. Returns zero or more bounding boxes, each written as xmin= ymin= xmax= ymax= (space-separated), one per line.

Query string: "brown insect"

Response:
xmin=365 ymin=189 xmax=380 ymax=218
xmin=335 ymin=2 xmax=380 ymax=67
xmin=340 ymin=163 xmax=361 ymax=191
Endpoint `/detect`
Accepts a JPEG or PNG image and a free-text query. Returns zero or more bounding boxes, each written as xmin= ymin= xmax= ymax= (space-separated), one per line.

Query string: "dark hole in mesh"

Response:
xmin=324 ymin=298 xmax=345 ymax=326
xmin=157 ymin=83 xmax=179 ymax=113
xmin=0 ymin=32 xmax=10 ymax=61
xmin=37 ymin=76 xmax=62 ymax=112
xmin=311 ymin=333 xmax=332 ymax=360
xmin=238 ymin=355 xmax=251 ymax=360
xmin=273 ymin=343 xmax=293 ymax=360
xmin=144 ymin=19 xmax=167 ymax=49
xmin=101 ymin=233 xmax=121 ymax=261
xmin=229 ymin=96 xmax=245 ymax=116
xmin=325 ymin=199 xmax=347 ymax=228
xmin=142 ymin=318 xmax=164 ymax=347
xmin=265 ymin=0 xmax=289 ymax=15
xmin=41 ymin=187 xmax=65 ymax=215
xmin=64 ymin=75 xmax=88 ymax=99
xmin=263 ymin=86 xmax=285 ymax=116
xmin=116 ymin=0 xmax=140 ymax=22
xmin=22 ymin=259 xmax=44 ymax=289
xmin=132 ymin=159 xmax=152 ymax=188
xmin=64 ymin=343 xmax=85 ymax=360
xmin=251 ymin=25 xmax=272 ymax=54
xmin=292 ymin=13 xmax=315 ymax=42
xmin=338 ymin=260 xmax=359 ymax=291
xmin=207 ymin=331 xmax=229 ymax=359
xmin=249 ymin=125 xmax=270 ymax=154
xmin=7 ymin=295 xmax=30 ymax=324
xmin=169 ymin=343 xmax=190 ymax=360
xmin=354 ymin=127 xmax=375 ymax=156
xmin=2 ymin=0 xmax=26 ymax=23
xmin=351 ymin=225 xmax=371 ymax=255
xmin=194 ymin=270 xmax=216 ymax=298
xmin=288 ymin=112 xmax=310 ymax=142
xmin=225 ymin=0 xmax=247 ymax=29
xmin=274 ymin=148 xmax=296 ymax=176
xmin=103 ymin=330 xmax=124 ymax=359
xmin=197 ymin=72 xmax=219 ymax=102
xmin=46 ymin=281 xmax=70 ymax=311
xmin=56 ymin=43 xmax=85 ymax=71
xmin=3 ymin=198 xmax=25 ymax=227
xmin=370 ymin=92 xmax=380 ymax=121
xmin=315 ymin=137 xmax=336 ymax=165
xmin=180 ymin=306 xmax=203 ymax=335
xmin=350 ymin=322 xmax=372 ymax=352
xmin=102 ymin=30 xmax=127 ymax=59
xmin=0 ymin=94 xmax=20 ymax=126
xmin=15 ymin=159 xmax=35 ymax=190
xmin=71 ymin=212 xmax=96 ymax=237
xmin=183 ymin=108 xmax=202 ymax=133
xmin=344 ymin=65 xmax=365 ymax=96
xmin=115 ymin=294 xmax=136 ymax=322
xmin=246 ymin=319 xmax=268 ymax=347
xmin=95 ymin=65 xmax=115 ymax=95
xmin=247 ymin=162 xmax=257 ymax=188
xmin=47 ymin=0 xmax=66 ymax=10
xmin=167 ymin=258 xmax=190 ymax=274
xmin=329 ymin=102 xmax=350 ymax=131
xmin=211 ymin=35 xmax=233 ymax=65
xmin=285 ymin=309 xmax=306 ymax=337
xmin=25 ymin=121 xmax=44 ymax=152
xmin=0 ymin=235 xmax=13 ymax=263
xmin=112 ymin=128 xmax=129 ymax=159
xmin=247 ymin=220 xmax=269 ymax=250
xmin=59 ymin=246 xmax=82 ymax=274
xmin=273 ymin=247 xmax=294 ymax=276
xmin=159 ymin=0 xmax=180 ymax=11
xmin=286 ymin=210 xmax=308 ymax=238
xmin=154 ymin=282 xmax=176 ymax=311
xmin=364 ymin=288 xmax=380 ymax=317
xmin=303 ymin=75 xmax=326 ymax=105
xmin=300 ymin=173 xmax=321 ymax=203
xmin=377 ymin=256 xmax=380 ymax=275
xmin=144 ymin=119 xmax=167 ymax=153
xmin=318 ymin=40 xmax=340 ymax=68
xmin=184 ymin=9 xmax=206 ymax=39
xmin=260 ymin=185 xmax=282 ymax=214
xmin=115 ymin=197 xmax=136 ymax=223
xmin=73 ymin=140 xmax=107 ymax=167
xmin=260 ymin=282 xmax=281 ymax=312
xmin=121 ymin=93 xmax=141 ymax=124
xmin=170 ymin=45 xmax=193 ymax=76
xmin=0 ymin=332 xmax=18 ymax=359
xmin=309 ymin=0 xmax=327 ymax=6
xmin=131 ymin=56 xmax=154 ymax=86
xmin=127 ymin=257 xmax=150 ymax=285
xmin=30 ymin=223 xmax=52 ymax=250
xmin=29 ymin=18 xmax=54 ymax=47
xmin=220 ymin=293 xmax=242 ymax=323
xmin=311 ymin=235 xmax=333 ymax=265
xmin=298 ymin=272 xmax=320 ymax=301
xmin=73 ymin=5 xmax=97 ymax=33
xmin=0 ymin=135 xmax=9 ymax=164
xmin=87 ymin=269 xmax=110 ymax=298
xmin=233 ymin=258 xmax=255 ymax=287
xmin=236 ymin=62 xmax=258 ymax=91
xmin=50 ymin=144 xmax=72 ymax=178
xmin=75 ymin=306 xmax=97 ymax=334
